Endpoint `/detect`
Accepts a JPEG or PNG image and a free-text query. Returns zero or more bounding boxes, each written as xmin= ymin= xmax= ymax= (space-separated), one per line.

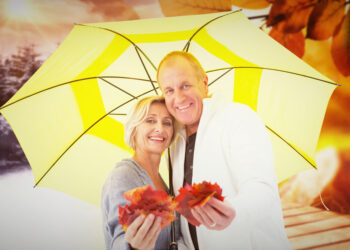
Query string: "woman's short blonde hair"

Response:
xmin=124 ymin=96 xmax=176 ymax=150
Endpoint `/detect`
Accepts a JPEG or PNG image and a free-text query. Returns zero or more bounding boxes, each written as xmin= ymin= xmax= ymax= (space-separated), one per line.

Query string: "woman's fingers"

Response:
xmin=136 ymin=214 xmax=155 ymax=241
xmin=125 ymin=214 xmax=156 ymax=249
xmin=144 ymin=216 xmax=162 ymax=249
xmin=125 ymin=214 xmax=145 ymax=241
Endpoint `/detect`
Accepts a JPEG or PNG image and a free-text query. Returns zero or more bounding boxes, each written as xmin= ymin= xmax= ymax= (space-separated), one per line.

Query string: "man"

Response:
xmin=157 ymin=51 xmax=291 ymax=250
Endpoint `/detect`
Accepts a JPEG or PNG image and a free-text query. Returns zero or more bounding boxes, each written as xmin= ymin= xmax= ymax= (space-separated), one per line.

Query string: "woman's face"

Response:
xmin=134 ymin=102 xmax=174 ymax=155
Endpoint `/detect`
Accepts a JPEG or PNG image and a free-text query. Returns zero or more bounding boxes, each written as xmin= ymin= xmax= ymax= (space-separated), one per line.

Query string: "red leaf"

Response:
xmin=269 ymin=26 xmax=305 ymax=58
xmin=307 ymin=0 xmax=345 ymax=40
xmin=267 ymin=0 xmax=315 ymax=33
xmin=331 ymin=10 xmax=350 ymax=76
xmin=118 ymin=186 xmax=177 ymax=231
xmin=174 ymin=181 xmax=224 ymax=226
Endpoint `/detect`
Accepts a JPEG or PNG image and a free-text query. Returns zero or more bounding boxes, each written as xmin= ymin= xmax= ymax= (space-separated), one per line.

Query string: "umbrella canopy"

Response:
xmin=0 ymin=11 xmax=338 ymax=206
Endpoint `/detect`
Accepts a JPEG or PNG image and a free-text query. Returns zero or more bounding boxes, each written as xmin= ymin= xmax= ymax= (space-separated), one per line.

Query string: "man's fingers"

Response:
xmin=207 ymin=198 xmax=235 ymax=218
xmin=196 ymin=206 xmax=216 ymax=226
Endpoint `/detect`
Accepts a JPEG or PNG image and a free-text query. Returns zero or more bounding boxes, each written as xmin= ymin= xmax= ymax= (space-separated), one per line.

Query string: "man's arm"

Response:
xmin=192 ymin=104 xmax=278 ymax=231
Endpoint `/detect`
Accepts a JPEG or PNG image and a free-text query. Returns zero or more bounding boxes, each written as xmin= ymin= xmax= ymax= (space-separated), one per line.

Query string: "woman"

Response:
xmin=101 ymin=96 xmax=182 ymax=250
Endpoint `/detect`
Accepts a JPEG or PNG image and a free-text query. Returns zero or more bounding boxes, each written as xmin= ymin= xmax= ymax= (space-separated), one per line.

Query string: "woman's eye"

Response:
xmin=146 ymin=119 xmax=155 ymax=124
xmin=163 ymin=121 xmax=172 ymax=126
xmin=183 ymin=84 xmax=190 ymax=89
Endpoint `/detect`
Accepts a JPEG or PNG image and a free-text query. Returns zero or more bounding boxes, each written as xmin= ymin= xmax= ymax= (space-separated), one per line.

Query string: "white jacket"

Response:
xmin=169 ymin=96 xmax=291 ymax=250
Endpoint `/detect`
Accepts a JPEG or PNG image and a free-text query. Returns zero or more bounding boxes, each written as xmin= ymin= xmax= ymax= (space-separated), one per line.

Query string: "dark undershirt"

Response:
xmin=183 ymin=133 xmax=199 ymax=250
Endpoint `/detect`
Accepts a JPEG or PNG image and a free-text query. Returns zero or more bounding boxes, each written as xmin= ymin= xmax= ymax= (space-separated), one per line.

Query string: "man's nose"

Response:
xmin=175 ymin=90 xmax=185 ymax=102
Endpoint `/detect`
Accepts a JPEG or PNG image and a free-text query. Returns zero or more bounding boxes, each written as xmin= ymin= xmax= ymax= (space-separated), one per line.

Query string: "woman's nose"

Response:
xmin=155 ymin=121 xmax=163 ymax=132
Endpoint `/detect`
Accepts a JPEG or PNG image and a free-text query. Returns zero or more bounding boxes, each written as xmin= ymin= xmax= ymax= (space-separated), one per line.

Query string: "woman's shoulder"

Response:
xmin=108 ymin=158 xmax=142 ymax=182
xmin=102 ymin=159 xmax=150 ymax=201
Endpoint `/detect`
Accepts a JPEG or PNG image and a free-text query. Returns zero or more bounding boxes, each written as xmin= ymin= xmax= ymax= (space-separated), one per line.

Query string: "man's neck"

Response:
xmin=186 ymin=125 xmax=198 ymax=141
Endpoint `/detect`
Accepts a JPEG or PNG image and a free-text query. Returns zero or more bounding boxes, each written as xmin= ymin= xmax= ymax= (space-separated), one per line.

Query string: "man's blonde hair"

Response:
xmin=157 ymin=51 xmax=206 ymax=83
xmin=124 ymin=96 xmax=175 ymax=150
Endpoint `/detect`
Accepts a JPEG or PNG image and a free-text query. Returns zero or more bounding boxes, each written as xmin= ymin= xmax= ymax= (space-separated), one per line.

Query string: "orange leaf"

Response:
xmin=269 ymin=26 xmax=305 ymax=58
xmin=158 ymin=0 xmax=231 ymax=17
xmin=231 ymin=0 xmax=270 ymax=10
xmin=307 ymin=0 xmax=345 ymax=40
xmin=331 ymin=10 xmax=350 ymax=76
xmin=118 ymin=186 xmax=177 ymax=231
xmin=267 ymin=0 xmax=315 ymax=33
xmin=174 ymin=181 xmax=224 ymax=226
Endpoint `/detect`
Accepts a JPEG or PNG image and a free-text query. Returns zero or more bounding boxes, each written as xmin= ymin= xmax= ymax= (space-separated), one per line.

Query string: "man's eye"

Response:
xmin=165 ymin=89 xmax=173 ymax=95
xmin=183 ymin=84 xmax=190 ymax=89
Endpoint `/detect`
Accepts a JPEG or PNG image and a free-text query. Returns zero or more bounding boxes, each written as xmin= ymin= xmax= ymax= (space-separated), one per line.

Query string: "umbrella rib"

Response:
xmin=134 ymin=47 xmax=158 ymax=95
xmin=208 ymin=68 xmax=234 ymax=87
xmin=266 ymin=125 xmax=316 ymax=169
xmin=183 ymin=10 xmax=241 ymax=52
xmin=110 ymin=113 xmax=127 ymax=116
xmin=100 ymin=78 xmax=136 ymax=99
xmin=206 ymin=67 xmax=340 ymax=86
xmin=33 ymin=88 xmax=158 ymax=187
xmin=76 ymin=24 xmax=157 ymax=71
xmin=0 ymin=76 xmax=151 ymax=111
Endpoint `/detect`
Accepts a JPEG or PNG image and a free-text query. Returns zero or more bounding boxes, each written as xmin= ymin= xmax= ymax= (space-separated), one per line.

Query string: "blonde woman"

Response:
xmin=101 ymin=96 xmax=182 ymax=250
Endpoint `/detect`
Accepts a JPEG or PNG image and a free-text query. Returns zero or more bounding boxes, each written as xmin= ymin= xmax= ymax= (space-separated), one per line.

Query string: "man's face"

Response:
xmin=158 ymin=57 xmax=208 ymax=135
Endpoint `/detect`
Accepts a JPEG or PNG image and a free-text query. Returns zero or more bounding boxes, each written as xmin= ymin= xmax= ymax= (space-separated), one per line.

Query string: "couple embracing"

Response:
xmin=101 ymin=51 xmax=291 ymax=250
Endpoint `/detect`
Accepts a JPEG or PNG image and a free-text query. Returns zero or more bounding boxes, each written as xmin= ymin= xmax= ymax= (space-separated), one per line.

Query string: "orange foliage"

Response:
xmin=118 ymin=186 xmax=176 ymax=231
xmin=312 ymin=149 xmax=350 ymax=214
xmin=266 ymin=0 xmax=315 ymax=33
xmin=230 ymin=0 xmax=270 ymax=9
xmin=331 ymin=10 xmax=350 ymax=77
xmin=269 ymin=26 xmax=305 ymax=57
xmin=264 ymin=0 xmax=350 ymax=76
xmin=307 ymin=0 xmax=345 ymax=40
xmin=158 ymin=0 xmax=231 ymax=17
xmin=174 ymin=181 xmax=224 ymax=226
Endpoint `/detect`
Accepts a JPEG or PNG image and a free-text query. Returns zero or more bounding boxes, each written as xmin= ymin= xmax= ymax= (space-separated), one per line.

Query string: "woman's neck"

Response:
xmin=132 ymin=151 xmax=161 ymax=179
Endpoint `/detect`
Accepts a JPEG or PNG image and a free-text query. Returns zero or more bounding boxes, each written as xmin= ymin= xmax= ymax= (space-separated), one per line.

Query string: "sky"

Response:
xmin=0 ymin=0 xmax=164 ymax=60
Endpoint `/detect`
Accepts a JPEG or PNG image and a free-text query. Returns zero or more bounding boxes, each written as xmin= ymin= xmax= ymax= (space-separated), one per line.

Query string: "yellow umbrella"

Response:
xmin=0 ymin=11 xmax=338 ymax=206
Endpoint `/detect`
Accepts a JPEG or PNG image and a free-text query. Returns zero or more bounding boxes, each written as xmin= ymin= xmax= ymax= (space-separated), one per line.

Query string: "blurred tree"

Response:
xmin=0 ymin=45 xmax=42 ymax=107
xmin=0 ymin=45 xmax=41 ymax=172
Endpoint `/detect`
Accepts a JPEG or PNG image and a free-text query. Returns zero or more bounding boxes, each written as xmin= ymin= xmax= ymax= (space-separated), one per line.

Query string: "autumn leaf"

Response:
xmin=231 ymin=0 xmax=270 ymax=9
xmin=158 ymin=0 xmax=231 ymax=17
xmin=332 ymin=10 xmax=350 ymax=76
xmin=118 ymin=185 xmax=177 ymax=231
xmin=267 ymin=0 xmax=315 ymax=33
xmin=269 ymin=26 xmax=305 ymax=58
xmin=307 ymin=0 xmax=345 ymax=40
xmin=174 ymin=181 xmax=224 ymax=226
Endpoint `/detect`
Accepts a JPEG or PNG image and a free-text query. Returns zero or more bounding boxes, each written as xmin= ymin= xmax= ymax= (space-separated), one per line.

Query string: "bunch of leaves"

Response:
xmin=174 ymin=181 xmax=225 ymax=226
xmin=118 ymin=185 xmax=177 ymax=231
xmin=265 ymin=0 xmax=349 ymax=76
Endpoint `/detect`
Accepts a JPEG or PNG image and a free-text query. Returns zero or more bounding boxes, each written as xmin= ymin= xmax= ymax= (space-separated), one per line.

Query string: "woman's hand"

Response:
xmin=125 ymin=214 xmax=162 ymax=250
xmin=191 ymin=197 xmax=236 ymax=230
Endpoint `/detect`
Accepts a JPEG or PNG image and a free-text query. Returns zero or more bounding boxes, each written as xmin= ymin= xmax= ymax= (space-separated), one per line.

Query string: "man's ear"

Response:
xmin=203 ymin=74 xmax=209 ymax=94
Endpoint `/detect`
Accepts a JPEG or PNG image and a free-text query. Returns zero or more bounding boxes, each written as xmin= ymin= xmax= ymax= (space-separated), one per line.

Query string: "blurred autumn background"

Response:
xmin=0 ymin=0 xmax=349 ymax=224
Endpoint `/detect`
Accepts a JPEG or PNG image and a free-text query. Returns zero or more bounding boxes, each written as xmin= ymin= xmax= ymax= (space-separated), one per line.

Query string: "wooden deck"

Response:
xmin=282 ymin=202 xmax=350 ymax=249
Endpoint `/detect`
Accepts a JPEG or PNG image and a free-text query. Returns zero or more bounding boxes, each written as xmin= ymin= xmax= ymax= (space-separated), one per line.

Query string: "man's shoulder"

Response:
xmin=214 ymin=100 xmax=258 ymax=120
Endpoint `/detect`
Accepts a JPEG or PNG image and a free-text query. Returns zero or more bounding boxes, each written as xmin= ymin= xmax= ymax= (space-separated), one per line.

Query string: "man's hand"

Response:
xmin=191 ymin=197 xmax=236 ymax=230
xmin=125 ymin=214 xmax=162 ymax=250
